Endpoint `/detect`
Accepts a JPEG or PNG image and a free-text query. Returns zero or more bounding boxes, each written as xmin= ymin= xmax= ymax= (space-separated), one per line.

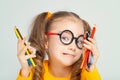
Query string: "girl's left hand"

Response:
xmin=83 ymin=37 xmax=100 ymax=71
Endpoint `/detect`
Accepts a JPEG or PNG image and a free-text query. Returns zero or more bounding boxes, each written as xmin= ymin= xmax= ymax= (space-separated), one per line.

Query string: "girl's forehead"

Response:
xmin=49 ymin=18 xmax=84 ymax=35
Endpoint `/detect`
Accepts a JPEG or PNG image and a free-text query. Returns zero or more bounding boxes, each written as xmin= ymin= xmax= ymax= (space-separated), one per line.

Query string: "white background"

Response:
xmin=0 ymin=0 xmax=120 ymax=80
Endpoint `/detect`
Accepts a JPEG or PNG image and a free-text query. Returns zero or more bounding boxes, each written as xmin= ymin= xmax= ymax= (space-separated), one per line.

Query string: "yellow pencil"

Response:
xmin=14 ymin=26 xmax=36 ymax=67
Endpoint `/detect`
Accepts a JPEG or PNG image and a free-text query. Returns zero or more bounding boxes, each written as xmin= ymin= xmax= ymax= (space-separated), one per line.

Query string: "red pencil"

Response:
xmin=80 ymin=26 xmax=96 ymax=69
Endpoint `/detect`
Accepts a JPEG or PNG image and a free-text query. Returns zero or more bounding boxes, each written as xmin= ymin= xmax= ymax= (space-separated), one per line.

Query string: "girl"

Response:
xmin=17 ymin=11 xmax=101 ymax=80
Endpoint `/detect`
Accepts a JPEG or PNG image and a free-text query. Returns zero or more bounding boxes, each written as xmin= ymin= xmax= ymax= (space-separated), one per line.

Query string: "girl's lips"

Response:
xmin=63 ymin=53 xmax=75 ymax=57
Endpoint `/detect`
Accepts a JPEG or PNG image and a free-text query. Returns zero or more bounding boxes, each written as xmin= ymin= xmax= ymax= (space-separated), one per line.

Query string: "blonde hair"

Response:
xmin=28 ymin=11 xmax=91 ymax=80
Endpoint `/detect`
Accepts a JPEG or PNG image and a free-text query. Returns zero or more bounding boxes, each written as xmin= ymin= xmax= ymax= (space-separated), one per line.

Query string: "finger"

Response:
xmin=24 ymin=42 xmax=31 ymax=52
xmin=17 ymin=45 xmax=26 ymax=56
xmin=28 ymin=47 xmax=36 ymax=54
xmin=21 ymin=37 xmax=27 ymax=45
xmin=25 ymin=54 xmax=36 ymax=60
xmin=88 ymin=38 xmax=96 ymax=45
xmin=84 ymin=39 xmax=93 ymax=46
xmin=17 ymin=39 xmax=23 ymax=49
xmin=17 ymin=39 xmax=21 ymax=46
xmin=83 ymin=43 xmax=93 ymax=50
xmin=17 ymin=37 xmax=27 ymax=51
xmin=18 ymin=42 xmax=30 ymax=56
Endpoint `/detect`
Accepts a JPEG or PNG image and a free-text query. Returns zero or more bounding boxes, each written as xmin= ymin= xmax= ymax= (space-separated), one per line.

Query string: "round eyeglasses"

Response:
xmin=46 ymin=30 xmax=85 ymax=49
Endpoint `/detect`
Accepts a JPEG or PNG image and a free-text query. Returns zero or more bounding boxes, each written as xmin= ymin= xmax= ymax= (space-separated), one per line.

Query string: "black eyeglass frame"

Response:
xmin=46 ymin=30 xmax=85 ymax=49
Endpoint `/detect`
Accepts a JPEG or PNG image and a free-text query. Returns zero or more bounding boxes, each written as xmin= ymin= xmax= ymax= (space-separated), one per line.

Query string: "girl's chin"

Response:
xmin=60 ymin=60 xmax=76 ymax=67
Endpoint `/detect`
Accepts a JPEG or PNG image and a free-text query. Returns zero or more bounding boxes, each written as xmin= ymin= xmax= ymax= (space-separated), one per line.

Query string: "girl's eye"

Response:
xmin=77 ymin=40 xmax=81 ymax=44
xmin=61 ymin=37 xmax=69 ymax=41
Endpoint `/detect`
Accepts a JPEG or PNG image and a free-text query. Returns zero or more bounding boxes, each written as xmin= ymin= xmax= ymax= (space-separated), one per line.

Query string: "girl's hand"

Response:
xmin=83 ymin=37 xmax=100 ymax=71
xmin=17 ymin=37 xmax=36 ymax=77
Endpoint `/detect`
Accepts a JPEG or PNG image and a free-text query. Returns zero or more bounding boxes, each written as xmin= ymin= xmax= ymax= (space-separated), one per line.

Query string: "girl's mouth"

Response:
xmin=63 ymin=53 xmax=75 ymax=57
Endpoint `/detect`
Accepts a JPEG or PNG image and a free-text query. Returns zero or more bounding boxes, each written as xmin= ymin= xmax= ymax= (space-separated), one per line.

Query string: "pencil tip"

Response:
xmin=14 ymin=26 xmax=17 ymax=29
xmin=14 ymin=26 xmax=17 ymax=32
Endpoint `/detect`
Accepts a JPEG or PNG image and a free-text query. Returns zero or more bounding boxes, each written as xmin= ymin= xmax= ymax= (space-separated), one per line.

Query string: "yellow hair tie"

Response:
xmin=46 ymin=12 xmax=52 ymax=19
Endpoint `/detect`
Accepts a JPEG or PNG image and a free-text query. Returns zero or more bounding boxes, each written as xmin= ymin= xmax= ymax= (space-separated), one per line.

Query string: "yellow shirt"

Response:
xmin=17 ymin=60 xmax=101 ymax=80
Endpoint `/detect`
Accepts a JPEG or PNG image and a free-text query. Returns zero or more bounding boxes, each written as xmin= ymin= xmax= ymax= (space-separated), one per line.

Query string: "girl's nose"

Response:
xmin=68 ymin=40 xmax=76 ymax=52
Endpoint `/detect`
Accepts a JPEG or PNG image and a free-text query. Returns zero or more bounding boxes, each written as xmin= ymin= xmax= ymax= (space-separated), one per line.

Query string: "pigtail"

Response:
xmin=71 ymin=55 xmax=83 ymax=80
xmin=28 ymin=12 xmax=49 ymax=80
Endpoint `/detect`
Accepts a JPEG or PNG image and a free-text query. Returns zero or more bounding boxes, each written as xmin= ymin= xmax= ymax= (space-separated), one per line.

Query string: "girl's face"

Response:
xmin=46 ymin=17 xmax=84 ymax=67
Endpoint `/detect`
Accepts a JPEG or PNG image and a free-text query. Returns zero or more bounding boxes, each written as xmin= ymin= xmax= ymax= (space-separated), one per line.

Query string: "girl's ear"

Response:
xmin=45 ymin=35 xmax=48 ymax=49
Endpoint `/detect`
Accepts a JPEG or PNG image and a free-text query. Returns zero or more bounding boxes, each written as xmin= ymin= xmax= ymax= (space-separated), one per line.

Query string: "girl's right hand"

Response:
xmin=17 ymin=37 xmax=36 ymax=77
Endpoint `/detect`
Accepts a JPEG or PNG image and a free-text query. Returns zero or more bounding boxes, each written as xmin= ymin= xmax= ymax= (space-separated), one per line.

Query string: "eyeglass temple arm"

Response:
xmin=46 ymin=32 xmax=59 ymax=35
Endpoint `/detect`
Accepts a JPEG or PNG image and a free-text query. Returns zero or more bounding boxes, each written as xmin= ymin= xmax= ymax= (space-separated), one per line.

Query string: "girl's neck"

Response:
xmin=48 ymin=61 xmax=72 ymax=78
